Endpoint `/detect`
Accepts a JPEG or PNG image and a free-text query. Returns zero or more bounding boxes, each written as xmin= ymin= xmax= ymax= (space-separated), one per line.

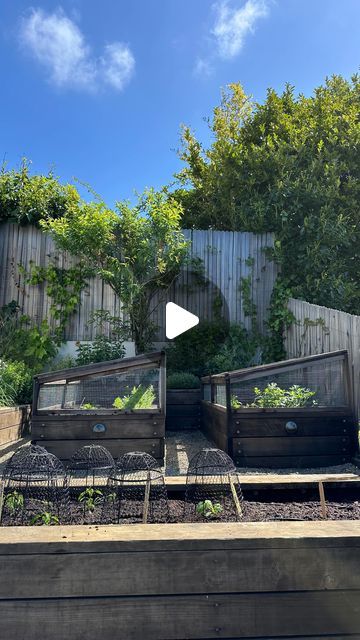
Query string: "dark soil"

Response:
xmin=1 ymin=487 xmax=360 ymax=526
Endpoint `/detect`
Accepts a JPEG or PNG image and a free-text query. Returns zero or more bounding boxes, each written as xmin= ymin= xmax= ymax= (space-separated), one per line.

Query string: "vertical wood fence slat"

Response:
xmin=0 ymin=224 xmax=278 ymax=342
xmin=285 ymin=298 xmax=360 ymax=420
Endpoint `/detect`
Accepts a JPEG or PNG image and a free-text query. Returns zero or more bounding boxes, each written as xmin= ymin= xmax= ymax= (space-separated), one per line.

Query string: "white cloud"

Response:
xmin=101 ymin=43 xmax=135 ymax=90
xmin=212 ymin=0 xmax=269 ymax=59
xmin=193 ymin=57 xmax=213 ymax=77
xmin=19 ymin=8 xmax=135 ymax=92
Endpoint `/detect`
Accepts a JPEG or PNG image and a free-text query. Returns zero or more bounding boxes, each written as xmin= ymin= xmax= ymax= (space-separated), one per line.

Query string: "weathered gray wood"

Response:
xmin=233 ymin=435 xmax=352 ymax=456
xmin=0 ymin=591 xmax=359 ymax=639
xmin=36 ymin=438 xmax=164 ymax=460
xmin=231 ymin=415 xmax=355 ymax=437
xmin=0 ymin=224 xmax=277 ymax=341
xmin=234 ymin=454 xmax=349 ymax=468
xmin=1 ymin=546 xmax=360 ymax=598
xmin=31 ymin=416 xmax=165 ymax=440
xmin=201 ymin=402 xmax=229 ymax=451
xmin=286 ymin=299 xmax=360 ymax=420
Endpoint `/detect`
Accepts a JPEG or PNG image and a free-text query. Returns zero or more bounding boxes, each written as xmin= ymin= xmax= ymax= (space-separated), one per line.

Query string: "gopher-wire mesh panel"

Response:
xmin=184 ymin=448 xmax=244 ymax=522
xmin=67 ymin=444 xmax=114 ymax=524
xmin=37 ymin=368 xmax=160 ymax=411
xmin=1 ymin=445 xmax=69 ymax=526
xmin=101 ymin=451 xmax=169 ymax=524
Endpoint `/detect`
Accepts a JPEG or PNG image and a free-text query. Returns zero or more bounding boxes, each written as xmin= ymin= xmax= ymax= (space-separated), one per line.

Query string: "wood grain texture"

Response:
xmin=286 ymin=298 xmax=360 ymax=421
xmin=0 ymin=591 xmax=359 ymax=640
xmin=35 ymin=438 xmax=164 ymax=460
xmin=31 ymin=416 xmax=165 ymax=440
xmin=0 ymin=224 xmax=277 ymax=342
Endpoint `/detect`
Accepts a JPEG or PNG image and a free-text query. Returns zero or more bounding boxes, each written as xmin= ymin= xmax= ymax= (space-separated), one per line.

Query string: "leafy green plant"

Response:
xmin=231 ymin=395 xmax=241 ymax=409
xmin=196 ymin=500 xmax=223 ymax=518
xmin=30 ymin=511 xmax=59 ymax=526
xmin=0 ymin=359 xmax=34 ymax=405
xmin=81 ymin=402 xmax=96 ymax=410
xmin=113 ymin=384 xmax=155 ymax=410
xmin=4 ymin=490 xmax=24 ymax=514
xmin=167 ymin=372 xmax=200 ymax=389
xmin=233 ymin=383 xmax=316 ymax=409
xmin=78 ymin=487 xmax=103 ymax=512
xmin=75 ymin=310 xmax=129 ymax=365
xmin=42 ymin=189 xmax=189 ymax=354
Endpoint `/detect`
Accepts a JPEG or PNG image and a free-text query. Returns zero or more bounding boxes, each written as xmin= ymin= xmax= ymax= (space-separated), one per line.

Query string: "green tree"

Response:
xmin=42 ymin=189 xmax=188 ymax=353
xmin=174 ymin=75 xmax=360 ymax=315
xmin=0 ymin=159 xmax=80 ymax=225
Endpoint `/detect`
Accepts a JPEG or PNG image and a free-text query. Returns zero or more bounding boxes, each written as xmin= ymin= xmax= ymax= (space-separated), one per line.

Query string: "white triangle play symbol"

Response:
xmin=166 ymin=302 xmax=199 ymax=339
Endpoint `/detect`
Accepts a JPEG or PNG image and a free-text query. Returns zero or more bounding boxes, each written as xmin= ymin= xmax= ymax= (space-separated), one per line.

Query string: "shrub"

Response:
xmin=113 ymin=384 xmax=155 ymax=410
xmin=205 ymin=325 xmax=262 ymax=374
xmin=166 ymin=321 xmax=229 ymax=378
xmin=76 ymin=336 xmax=126 ymax=366
xmin=0 ymin=360 xmax=34 ymax=405
xmin=167 ymin=372 xmax=200 ymax=389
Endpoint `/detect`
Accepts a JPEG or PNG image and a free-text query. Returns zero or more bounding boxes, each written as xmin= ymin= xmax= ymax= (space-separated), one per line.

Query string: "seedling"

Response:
xmin=5 ymin=490 xmax=24 ymax=514
xmin=196 ymin=499 xmax=223 ymax=519
xmin=30 ymin=511 xmax=59 ymax=526
xmin=78 ymin=487 xmax=103 ymax=512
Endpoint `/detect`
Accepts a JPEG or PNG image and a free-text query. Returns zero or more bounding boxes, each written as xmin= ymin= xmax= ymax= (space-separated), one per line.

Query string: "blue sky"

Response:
xmin=1 ymin=0 xmax=359 ymax=206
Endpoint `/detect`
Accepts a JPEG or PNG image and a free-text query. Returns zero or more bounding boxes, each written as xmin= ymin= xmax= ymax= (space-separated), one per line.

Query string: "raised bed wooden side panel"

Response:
xmin=0 ymin=521 xmax=360 ymax=639
xmin=200 ymin=401 xmax=229 ymax=452
xmin=231 ymin=410 xmax=358 ymax=468
xmin=166 ymin=390 xmax=200 ymax=431
xmin=31 ymin=414 xmax=165 ymax=462
xmin=0 ymin=406 xmax=30 ymax=446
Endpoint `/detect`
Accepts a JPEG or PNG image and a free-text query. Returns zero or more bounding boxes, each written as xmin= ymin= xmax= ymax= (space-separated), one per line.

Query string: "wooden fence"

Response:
xmin=0 ymin=224 xmax=277 ymax=341
xmin=285 ymin=298 xmax=360 ymax=420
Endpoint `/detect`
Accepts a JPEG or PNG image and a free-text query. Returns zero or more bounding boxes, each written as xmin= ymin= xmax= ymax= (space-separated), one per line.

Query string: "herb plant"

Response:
xmin=78 ymin=487 xmax=103 ymax=512
xmin=196 ymin=500 xmax=223 ymax=519
xmin=113 ymin=384 xmax=155 ymax=410
xmin=4 ymin=490 xmax=24 ymax=514
xmin=30 ymin=512 xmax=59 ymax=526
xmin=233 ymin=383 xmax=316 ymax=409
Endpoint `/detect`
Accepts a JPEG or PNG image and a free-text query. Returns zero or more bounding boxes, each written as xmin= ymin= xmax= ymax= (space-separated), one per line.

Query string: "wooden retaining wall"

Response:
xmin=166 ymin=389 xmax=201 ymax=430
xmin=0 ymin=406 xmax=30 ymax=446
xmin=0 ymin=224 xmax=277 ymax=340
xmin=0 ymin=521 xmax=360 ymax=639
xmin=285 ymin=298 xmax=360 ymax=420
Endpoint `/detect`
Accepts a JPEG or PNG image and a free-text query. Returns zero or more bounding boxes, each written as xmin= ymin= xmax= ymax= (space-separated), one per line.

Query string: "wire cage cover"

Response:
xmin=1 ymin=445 xmax=69 ymax=526
xmin=101 ymin=451 xmax=169 ymax=525
xmin=66 ymin=444 xmax=114 ymax=524
xmin=201 ymin=351 xmax=357 ymax=468
xmin=31 ymin=352 xmax=166 ymax=462
xmin=184 ymin=448 xmax=244 ymax=522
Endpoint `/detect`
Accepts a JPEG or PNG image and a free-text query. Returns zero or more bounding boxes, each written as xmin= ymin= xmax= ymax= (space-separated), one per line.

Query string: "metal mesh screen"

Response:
xmin=202 ymin=384 xmax=211 ymax=402
xmin=214 ymin=384 xmax=226 ymax=407
xmin=230 ymin=359 xmax=346 ymax=408
xmin=38 ymin=367 xmax=160 ymax=411
xmin=184 ymin=448 xmax=244 ymax=522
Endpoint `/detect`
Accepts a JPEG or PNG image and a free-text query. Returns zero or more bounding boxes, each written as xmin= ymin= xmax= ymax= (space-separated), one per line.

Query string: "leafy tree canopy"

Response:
xmin=174 ymin=75 xmax=360 ymax=314
xmin=0 ymin=159 xmax=80 ymax=225
xmin=42 ymin=189 xmax=188 ymax=353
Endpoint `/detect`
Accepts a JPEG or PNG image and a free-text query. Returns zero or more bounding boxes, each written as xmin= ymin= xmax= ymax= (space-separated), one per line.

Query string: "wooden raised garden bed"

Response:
xmin=0 ymin=405 xmax=30 ymax=446
xmin=1 ymin=517 xmax=360 ymax=639
xmin=166 ymin=388 xmax=201 ymax=430
xmin=201 ymin=350 xmax=358 ymax=468
xmin=31 ymin=351 xmax=166 ymax=462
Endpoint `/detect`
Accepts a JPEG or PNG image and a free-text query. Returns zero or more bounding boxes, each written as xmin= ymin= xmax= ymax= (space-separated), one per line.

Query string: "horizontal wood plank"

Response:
xmin=234 ymin=454 xmax=350 ymax=468
xmin=35 ymin=438 xmax=164 ymax=460
xmin=233 ymin=435 xmax=352 ymax=456
xmin=0 ymin=590 xmax=359 ymax=640
xmin=1 ymin=546 xmax=360 ymax=599
xmin=231 ymin=416 xmax=355 ymax=437
xmin=31 ymin=417 xmax=165 ymax=440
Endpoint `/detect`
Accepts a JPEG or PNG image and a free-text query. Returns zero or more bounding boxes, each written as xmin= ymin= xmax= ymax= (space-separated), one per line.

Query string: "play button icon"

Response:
xmin=166 ymin=302 xmax=199 ymax=339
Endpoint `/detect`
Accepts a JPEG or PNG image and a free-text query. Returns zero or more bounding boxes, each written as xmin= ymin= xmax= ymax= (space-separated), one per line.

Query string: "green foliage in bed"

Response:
xmin=233 ymin=383 xmax=316 ymax=409
xmin=113 ymin=384 xmax=156 ymax=410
